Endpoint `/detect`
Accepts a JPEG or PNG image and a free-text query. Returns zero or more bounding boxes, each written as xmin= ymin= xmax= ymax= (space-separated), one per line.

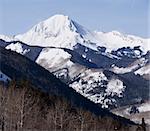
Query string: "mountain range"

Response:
xmin=0 ymin=14 xmax=149 ymax=124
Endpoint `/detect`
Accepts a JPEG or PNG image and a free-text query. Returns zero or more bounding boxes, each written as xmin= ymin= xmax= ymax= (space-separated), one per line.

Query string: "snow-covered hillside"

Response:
xmin=70 ymin=69 xmax=126 ymax=108
xmin=36 ymin=47 xmax=73 ymax=72
xmin=94 ymin=31 xmax=149 ymax=53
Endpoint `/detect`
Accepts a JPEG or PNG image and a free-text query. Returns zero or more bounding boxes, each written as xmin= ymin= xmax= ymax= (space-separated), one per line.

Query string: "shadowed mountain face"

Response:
xmin=65 ymin=43 xmax=148 ymax=68
xmin=0 ymin=39 xmax=149 ymax=70
xmin=0 ymin=46 xmax=138 ymax=127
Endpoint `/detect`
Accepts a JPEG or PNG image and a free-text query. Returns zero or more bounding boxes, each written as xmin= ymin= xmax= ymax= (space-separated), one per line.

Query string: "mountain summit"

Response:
xmin=15 ymin=14 xmax=87 ymax=48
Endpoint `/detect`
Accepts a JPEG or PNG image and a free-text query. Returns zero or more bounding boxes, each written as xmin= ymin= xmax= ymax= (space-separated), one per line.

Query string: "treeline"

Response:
xmin=0 ymin=80 xmax=145 ymax=131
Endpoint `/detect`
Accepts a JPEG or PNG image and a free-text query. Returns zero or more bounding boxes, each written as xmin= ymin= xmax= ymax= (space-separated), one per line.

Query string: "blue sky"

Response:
xmin=0 ymin=0 xmax=149 ymax=38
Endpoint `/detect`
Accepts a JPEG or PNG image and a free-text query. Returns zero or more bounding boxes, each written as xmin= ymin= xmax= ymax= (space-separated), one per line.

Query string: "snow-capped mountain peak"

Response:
xmin=15 ymin=14 xmax=86 ymax=48
xmin=32 ymin=14 xmax=76 ymax=35
xmin=14 ymin=14 xmax=105 ymax=50
xmin=14 ymin=14 xmax=149 ymax=54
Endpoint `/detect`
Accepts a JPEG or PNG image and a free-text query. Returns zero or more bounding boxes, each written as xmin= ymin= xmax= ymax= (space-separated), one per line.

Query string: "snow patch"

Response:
xmin=135 ymin=64 xmax=150 ymax=75
xmin=6 ymin=42 xmax=30 ymax=55
xmin=82 ymin=54 xmax=86 ymax=58
xmin=36 ymin=48 xmax=73 ymax=71
xmin=106 ymin=79 xmax=125 ymax=97
xmin=0 ymin=71 xmax=11 ymax=82
xmin=138 ymin=103 xmax=150 ymax=112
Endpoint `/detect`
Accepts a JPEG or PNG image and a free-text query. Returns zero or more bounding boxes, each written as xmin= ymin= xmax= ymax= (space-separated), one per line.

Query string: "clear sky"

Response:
xmin=0 ymin=0 xmax=149 ymax=38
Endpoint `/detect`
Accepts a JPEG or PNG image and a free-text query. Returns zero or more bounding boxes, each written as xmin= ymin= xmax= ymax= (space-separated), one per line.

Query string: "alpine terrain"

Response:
xmin=0 ymin=14 xmax=149 ymax=126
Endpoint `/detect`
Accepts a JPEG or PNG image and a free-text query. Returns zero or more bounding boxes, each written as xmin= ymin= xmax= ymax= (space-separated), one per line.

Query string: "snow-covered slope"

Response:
xmin=36 ymin=47 xmax=73 ymax=72
xmin=0 ymin=34 xmax=17 ymax=42
xmin=94 ymin=31 xmax=149 ymax=53
xmin=135 ymin=64 xmax=150 ymax=76
xmin=111 ymin=57 xmax=148 ymax=74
